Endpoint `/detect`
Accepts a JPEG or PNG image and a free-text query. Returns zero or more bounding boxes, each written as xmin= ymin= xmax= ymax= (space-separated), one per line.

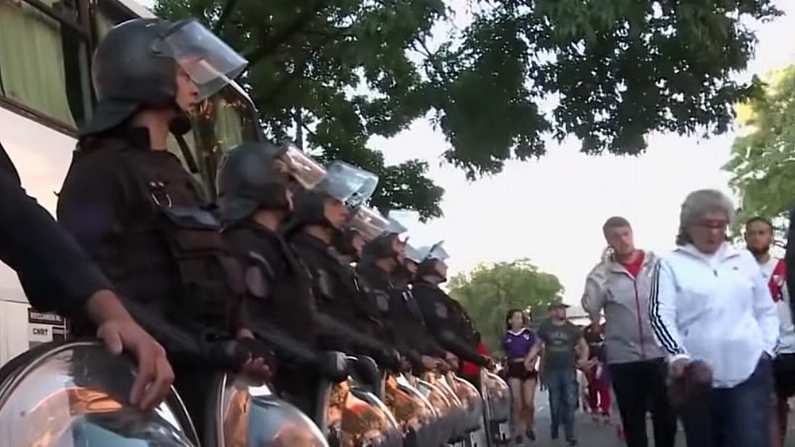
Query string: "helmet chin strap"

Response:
xmin=424 ymin=273 xmax=446 ymax=285
xmin=169 ymin=109 xmax=192 ymax=136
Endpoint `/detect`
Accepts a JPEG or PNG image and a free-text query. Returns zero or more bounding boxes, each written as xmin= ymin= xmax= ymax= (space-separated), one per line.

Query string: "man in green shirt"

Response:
xmin=530 ymin=303 xmax=589 ymax=446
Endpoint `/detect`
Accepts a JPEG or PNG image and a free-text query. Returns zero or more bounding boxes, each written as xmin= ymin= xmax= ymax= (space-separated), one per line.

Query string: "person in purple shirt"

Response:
xmin=503 ymin=309 xmax=539 ymax=443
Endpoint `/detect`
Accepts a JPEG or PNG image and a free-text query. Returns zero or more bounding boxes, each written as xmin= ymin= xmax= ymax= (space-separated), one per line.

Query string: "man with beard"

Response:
xmin=746 ymin=216 xmax=795 ymax=447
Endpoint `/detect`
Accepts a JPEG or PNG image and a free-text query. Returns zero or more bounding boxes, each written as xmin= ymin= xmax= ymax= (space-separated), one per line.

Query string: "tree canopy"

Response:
xmin=448 ymin=258 xmax=563 ymax=353
xmin=157 ymin=0 xmax=779 ymax=219
xmin=725 ymin=65 xmax=795 ymax=237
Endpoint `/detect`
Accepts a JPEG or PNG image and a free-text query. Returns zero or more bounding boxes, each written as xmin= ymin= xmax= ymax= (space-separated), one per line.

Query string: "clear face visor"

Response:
xmin=278 ymin=144 xmax=327 ymax=191
xmin=404 ymin=243 xmax=425 ymax=263
xmin=386 ymin=209 xmax=418 ymax=243
xmin=316 ymin=161 xmax=378 ymax=209
xmin=416 ymin=242 xmax=449 ymax=265
xmin=426 ymin=241 xmax=450 ymax=262
xmin=161 ymin=19 xmax=248 ymax=101
xmin=348 ymin=206 xmax=391 ymax=242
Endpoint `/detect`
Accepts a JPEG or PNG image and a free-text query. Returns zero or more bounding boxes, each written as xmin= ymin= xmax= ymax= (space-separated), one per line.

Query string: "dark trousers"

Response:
xmin=173 ymin=368 xmax=218 ymax=445
xmin=679 ymin=356 xmax=773 ymax=447
xmin=545 ymin=368 xmax=578 ymax=440
xmin=609 ymin=358 xmax=677 ymax=447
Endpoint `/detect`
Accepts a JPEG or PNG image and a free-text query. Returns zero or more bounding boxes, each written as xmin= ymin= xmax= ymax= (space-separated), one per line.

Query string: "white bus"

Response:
xmin=0 ymin=0 xmax=253 ymax=366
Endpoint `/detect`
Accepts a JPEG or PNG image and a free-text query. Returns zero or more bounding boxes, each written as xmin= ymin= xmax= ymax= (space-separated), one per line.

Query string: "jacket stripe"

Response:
xmin=648 ymin=261 xmax=685 ymax=355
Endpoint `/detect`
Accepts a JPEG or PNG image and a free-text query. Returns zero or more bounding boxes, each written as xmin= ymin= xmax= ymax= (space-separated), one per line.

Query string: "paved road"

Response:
xmin=515 ymin=389 xmax=795 ymax=447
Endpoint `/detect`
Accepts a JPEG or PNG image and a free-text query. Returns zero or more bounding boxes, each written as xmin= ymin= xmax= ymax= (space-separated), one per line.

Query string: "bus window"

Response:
xmin=0 ymin=0 xmax=92 ymax=129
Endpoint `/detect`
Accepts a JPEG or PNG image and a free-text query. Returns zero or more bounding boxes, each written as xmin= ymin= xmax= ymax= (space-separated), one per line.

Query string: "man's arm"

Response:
xmin=575 ymin=335 xmax=590 ymax=368
xmin=582 ymin=268 xmax=607 ymax=325
xmin=527 ymin=338 xmax=543 ymax=362
xmin=0 ymin=143 xmax=172 ymax=410
xmin=0 ymin=160 xmax=112 ymax=315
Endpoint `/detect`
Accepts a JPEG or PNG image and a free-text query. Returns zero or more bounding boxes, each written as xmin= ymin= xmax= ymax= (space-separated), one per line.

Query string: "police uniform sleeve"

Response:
xmin=57 ymin=150 xmax=128 ymax=283
xmin=0 ymin=147 xmax=112 ymax=316
xmin=415 ymin=287 xmax=487 ymax=365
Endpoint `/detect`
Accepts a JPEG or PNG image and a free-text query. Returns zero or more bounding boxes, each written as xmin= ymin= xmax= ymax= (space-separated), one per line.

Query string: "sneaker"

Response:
xmin=567 ymin=439 xmax=578 ymax=446
xmin=526 ymin=429 xmax=536 ymax=441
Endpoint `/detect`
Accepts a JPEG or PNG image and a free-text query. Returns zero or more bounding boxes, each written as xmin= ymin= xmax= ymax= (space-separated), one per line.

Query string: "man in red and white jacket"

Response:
xmin=746 ymin=217 xmax=795 ymax=447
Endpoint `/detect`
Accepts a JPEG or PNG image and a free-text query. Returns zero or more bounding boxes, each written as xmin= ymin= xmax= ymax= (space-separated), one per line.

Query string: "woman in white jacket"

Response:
xmin=649 ymin=189 xmax=779 ymax=447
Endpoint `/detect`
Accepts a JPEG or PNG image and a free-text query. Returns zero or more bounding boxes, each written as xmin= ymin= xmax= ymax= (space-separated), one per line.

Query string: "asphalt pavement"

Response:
xmin=515 ymin=388 xmax=795 ymax=447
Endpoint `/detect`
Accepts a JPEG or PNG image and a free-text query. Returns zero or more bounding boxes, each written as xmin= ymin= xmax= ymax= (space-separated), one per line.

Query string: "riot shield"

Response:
xmin=383 ymin=373 xmax=443 ymax=447
xmin=212 ymin=373 xmax=328 ymax=447
xmin=0 ymin=341 xmax=197 ymax=447
xmin=446 ymin=374 xmax=487 ymax=447
xmin=324 ymin=379 xmax=403 ymax=447
xmin=479 ymin=370 xmax=511 ymax=446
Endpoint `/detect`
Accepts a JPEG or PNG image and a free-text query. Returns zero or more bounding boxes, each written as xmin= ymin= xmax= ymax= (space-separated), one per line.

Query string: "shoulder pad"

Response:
xmin=245 ymin=265 xmax=269 ymax=299
xmin=247 ymin=251 xmax=276 ymax=280
xmin=434 ymin=302 xmax=448 ymax=319
xmin=315 ymin=268 xmax=335 ymax=299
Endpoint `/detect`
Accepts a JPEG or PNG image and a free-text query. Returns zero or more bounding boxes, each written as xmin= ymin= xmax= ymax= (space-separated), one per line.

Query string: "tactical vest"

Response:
xmin=225 ymin=224 xmax=319 ymax=346
xmin=99 ymin=142 xmax=245 ymax=332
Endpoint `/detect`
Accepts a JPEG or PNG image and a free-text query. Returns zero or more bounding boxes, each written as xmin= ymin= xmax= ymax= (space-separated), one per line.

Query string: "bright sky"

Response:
xmin=136 ymin=0 xmax=795 ymax=304
xmin=369 ymin=1 xmax=795 ymax=305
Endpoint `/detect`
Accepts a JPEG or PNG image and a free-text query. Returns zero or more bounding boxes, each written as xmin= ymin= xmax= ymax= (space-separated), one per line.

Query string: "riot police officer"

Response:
xmin=56 ymin=18 xmax=270 ymax=438
xmin=334 ymin=227 xmax=366 ymax=265
xmin=357 ymin=231 xmax=448 ymax=373
xmin=0 ymin=140 xmax=172 ymax=411
xmin=412 ymin=243 xmax=492 ymax=385
xmin=284 ymin=163 xmax=403 ymax=372
xmin=218 ymin=141 xmax=350 ymax=413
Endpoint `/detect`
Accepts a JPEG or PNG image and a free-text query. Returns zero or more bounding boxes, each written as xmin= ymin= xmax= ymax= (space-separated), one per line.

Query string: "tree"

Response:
xmin=157 ymin=0 xmax=779 ymax=217
xmin=724 ymin=66 xmax=795 ymax=241
xmin=447 ymin=258 xmax=563 ymax=353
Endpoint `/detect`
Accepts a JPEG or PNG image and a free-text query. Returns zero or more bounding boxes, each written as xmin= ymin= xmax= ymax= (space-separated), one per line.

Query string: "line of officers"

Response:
xmin=0 ymin=17 xmax=504 ymax=447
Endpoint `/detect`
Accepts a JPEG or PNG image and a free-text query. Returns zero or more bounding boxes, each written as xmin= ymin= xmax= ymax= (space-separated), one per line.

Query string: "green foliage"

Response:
xmin=725 ymin=66 xmax=795 ymax=237
xmin=448 ymin=258 xmax=563 ymax=354
xmin=156 ymin=0 xmax=779 ymax=216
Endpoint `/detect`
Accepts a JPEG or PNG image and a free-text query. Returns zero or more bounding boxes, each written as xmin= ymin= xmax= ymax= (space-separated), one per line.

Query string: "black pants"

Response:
xmin=609 ymin=358 xmax=677 ymax=447
xmin=173 ymin=368 xmax=218 ymax=446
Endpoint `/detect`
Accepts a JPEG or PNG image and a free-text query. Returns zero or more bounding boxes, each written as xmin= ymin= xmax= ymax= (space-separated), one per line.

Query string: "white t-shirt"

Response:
xmin=759 ymin=257 xmax=795 ymax=355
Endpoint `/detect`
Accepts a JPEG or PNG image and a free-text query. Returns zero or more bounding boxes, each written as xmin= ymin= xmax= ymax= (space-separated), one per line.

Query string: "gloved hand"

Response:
xmin=236 ymin=336 xmax=277 ymax=382
xmin=374 ymin=348 xmax=402 ymax=372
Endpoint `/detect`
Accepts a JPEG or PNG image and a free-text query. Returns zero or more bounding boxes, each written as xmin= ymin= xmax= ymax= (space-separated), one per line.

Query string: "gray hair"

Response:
xmin=676 ymin=189 xmax=735 ymax=246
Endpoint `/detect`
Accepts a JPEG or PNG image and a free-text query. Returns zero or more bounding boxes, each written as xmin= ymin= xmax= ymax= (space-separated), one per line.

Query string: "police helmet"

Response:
xmin=217 ymin=142 xmax=294 ymax=224
xmin=81 ymin=18 xmax=247 ymax=138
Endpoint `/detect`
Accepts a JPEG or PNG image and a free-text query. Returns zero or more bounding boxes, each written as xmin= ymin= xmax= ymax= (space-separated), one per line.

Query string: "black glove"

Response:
xmin=237 ymin=337 xmax=279 ymax=375
xmin=374 ymin=348 xmax=402 ymax=372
